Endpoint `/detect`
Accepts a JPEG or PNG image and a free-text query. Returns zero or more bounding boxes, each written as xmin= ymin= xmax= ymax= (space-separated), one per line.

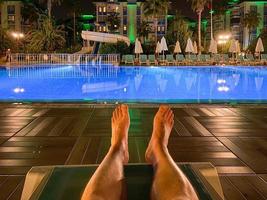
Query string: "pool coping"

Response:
xmin=1 ymin=102 xmax=267 ymax=109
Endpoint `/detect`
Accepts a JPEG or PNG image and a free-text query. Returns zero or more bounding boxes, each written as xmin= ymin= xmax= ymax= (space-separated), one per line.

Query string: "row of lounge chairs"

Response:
xmin=121 ymin=54 xmax=267 ymax=66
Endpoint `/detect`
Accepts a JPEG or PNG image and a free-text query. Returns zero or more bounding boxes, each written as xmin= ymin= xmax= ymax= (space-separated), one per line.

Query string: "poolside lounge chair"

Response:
xmin=148 ymin=55 xmax=157 ymax=65
xmin=212 ymin=54 xmax=221 ymax=64
xmin=221 ymin=54 xmax=230 ymax=64
xmin=22 ymin=163 xmax=224 ymax=200
xmin=236 ymin=55 xmax=245 ymax=64
xmin=245 ymin=54 xmax=258 ymax=65
xmin=198 ymin=54 xmax=210 ymax=65
xmin=166 ymin=54 xmax=175 ymax=65
xmin=261 ymin=54 xmax=267 ymax=64
xmin=121 ymin=55 xmax=126 ymax=64
xmin=125 ymin=55 xmax=135 ymax=65
xmin=185 ymin=54 xmax=197 ymax=64
xmin=158 ymin=55 xmax=166 ymax=65
xmin=176 ymin=54 xmax=186 ymax=65
xmin=140 ymin=55 xmax=148 ymax=65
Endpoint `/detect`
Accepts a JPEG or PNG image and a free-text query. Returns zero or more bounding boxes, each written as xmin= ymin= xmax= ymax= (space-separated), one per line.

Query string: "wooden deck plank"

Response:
xmin=0 ymin=106 xmax=267 ymax=199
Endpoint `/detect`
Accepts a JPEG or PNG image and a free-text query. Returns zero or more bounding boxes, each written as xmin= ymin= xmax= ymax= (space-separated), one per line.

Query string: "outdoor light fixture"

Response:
xmin=217 ymin=33 xmax=231 ymax=44
xmin=11 ymin=32 xmax=25 ymax=40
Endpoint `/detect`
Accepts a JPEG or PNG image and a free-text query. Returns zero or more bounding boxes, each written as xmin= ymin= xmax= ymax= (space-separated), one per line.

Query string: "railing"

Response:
xmin=7 ymin=64 xmax=119 ymax=78
xmin=9 ymin=54 xmax=120 ymax=66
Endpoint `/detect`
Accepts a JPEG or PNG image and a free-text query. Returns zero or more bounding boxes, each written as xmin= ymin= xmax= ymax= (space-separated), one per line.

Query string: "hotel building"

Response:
xmin=207 ymin=0 xmax=267 ymax=49
xmin=0 ymin=0 xmax=24 ymax=32
xmin=93 ymin=0 xmax=168 ymax=43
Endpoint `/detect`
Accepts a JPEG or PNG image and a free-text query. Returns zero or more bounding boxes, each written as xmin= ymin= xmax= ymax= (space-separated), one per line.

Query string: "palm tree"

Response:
xmin=242 ymin=11 xmax=261 ymax=44
xmin=167 ymin=11 xmax=192 ymax=52
xmin=138 ymin=21 xmax=152 ymax=43
xmin=64 ymin=0 xmax=84 ymax=45
xmin=142 ymin=0 xmax=169 ymax=42
xmin=39 ymin=0 xmax=62 ymax=19
xmin=187 ymin=0 xmax=208 ymax=54
xmin=26 ymin=16 xmax=66 ymax=52
xmin=106 ymin=13 xmax=120 ymax=33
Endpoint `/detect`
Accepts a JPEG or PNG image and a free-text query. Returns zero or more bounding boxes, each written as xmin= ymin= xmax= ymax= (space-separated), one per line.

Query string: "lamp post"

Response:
xmin=210 ymin=0 xmax=213 ymax=40
xmin=11 ymin=32 xmax=25 ymax=52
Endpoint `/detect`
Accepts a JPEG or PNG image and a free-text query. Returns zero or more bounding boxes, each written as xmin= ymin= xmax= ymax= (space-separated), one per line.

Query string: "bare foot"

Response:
xmin=145 ymin=105 xmax=174 ymax=163
xmin=111 ymin=104 xmax=130 ymax=164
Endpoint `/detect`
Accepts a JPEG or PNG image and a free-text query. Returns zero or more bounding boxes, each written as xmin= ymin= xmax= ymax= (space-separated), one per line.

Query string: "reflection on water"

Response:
xmin=1 ymin=65 xmax=267 ymax=103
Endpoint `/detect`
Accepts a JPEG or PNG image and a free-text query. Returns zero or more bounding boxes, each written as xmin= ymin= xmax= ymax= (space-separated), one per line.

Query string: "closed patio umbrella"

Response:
xmin=134 ymin=38 xmax=143 ymax=55
xmin=185 ymin=38 xmax=194 ymax=54
xmin=255 ymin=37 xmax=264 ymax=59
xmin=209 ymin=39 xmax=218 ymax=54
xmin=155 ymin=41 xmax=161 ymax=54
xmin=229 ymin=39 xmax=237 ymax=53
xmin=174 ymin=41 xmax=182 ymax=54
xmin=160 ymin=36 xmax=168 ymax=57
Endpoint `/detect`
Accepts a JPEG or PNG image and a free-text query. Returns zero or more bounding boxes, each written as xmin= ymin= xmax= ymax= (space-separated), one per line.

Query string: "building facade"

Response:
xmin=0 ymin=0 xmax=24 ymax=32
xmin=207 ymin=1 xmax=267 ymax=49
xmin=93 ymin=0 xmax=168 ymax=43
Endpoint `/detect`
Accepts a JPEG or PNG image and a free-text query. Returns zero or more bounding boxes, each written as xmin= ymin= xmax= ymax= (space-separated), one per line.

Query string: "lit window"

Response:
xmin=123 ymin=25 xmax=127 ymax=31
xmin=103 ymin=26 xmax=106 ymax=32
xmin=99 ymin=26 xmax=102 ymax=31
xmin=116 ymin=6 xmax=119 ymax=12
xmin=161 ymin=26 xmax=165 ymax=32
xmin=157 ymin=26 xmax=161 ymax=32
xmin=103 ymin=7 xmax=106 ymax=13
xmin=99 ymin=7 xmax=102 ymax=12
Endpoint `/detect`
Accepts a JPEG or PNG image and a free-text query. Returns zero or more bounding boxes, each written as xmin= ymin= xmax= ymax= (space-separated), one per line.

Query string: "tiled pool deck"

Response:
xmin=0 ymin=104 xmax=267 ymax=199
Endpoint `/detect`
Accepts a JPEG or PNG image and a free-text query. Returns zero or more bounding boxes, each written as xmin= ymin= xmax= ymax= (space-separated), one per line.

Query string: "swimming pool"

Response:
xmin=0 ymin=65 xmax=267 ymax=103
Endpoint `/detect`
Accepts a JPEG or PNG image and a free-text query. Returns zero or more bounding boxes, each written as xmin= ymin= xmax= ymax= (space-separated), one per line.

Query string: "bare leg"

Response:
xmin=82 ymin=105 xmax=130 ymax=200
xmin=145 ymin=105 xmax=199 ymax=200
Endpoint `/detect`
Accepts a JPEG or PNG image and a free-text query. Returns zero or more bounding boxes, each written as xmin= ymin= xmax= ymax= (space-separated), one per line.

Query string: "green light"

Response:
xmin=127 ymin=4 xmax=136 ymax=43
xmin=83 ymin=24 xmax=92 ymax=30
xmin=81 ymin=15 xmax=95 ymax=20
xmin=167 ymin=15 xmax=174 ymax=20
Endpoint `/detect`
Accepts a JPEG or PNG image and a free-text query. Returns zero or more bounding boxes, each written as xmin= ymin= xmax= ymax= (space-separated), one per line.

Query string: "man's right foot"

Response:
xmin=145 ymin=105 xmax=174 ymax=164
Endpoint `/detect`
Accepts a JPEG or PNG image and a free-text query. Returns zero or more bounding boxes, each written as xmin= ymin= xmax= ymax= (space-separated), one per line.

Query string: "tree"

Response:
xmin=64 ymin=0 xmax=85 ymax=45
xmin=25 ymin=16 xmax=66 ymax=52
xmin=0 ymin=27 xmax=13 ymax=53
xmin=137 ymin=21 xmax=152 ymax=43
xmin=39 ymin=0 xmax=62 ymax=19
xmin=187 ymin=0 xmax=208 ymax=54
xmin=106 ymin=13 xmax=120 ymax=33
xmin=242 ymin=11 xmax=261 ymax=44
xmin=142 ymin=0 xmax=169 ymax=42
xmin=167 ymin=11 xmax=192 ymax=53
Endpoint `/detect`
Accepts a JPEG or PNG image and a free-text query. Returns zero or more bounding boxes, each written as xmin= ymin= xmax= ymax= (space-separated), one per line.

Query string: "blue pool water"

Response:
xmin=0 ymin=65 xmax=267 ymax=103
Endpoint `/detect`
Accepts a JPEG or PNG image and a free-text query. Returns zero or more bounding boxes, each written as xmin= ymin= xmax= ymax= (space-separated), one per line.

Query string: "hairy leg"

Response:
xmin=146 ymin=105 xmax=199 ymax=200
xmin=82 ymin=105 xmax=130 ymax=200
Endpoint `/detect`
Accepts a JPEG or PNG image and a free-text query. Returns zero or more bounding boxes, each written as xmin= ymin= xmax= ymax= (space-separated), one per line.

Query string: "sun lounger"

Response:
xmin=125 ymin=55 xmax=135 ymax=65
xmin=185 ymin=54 xmax=198 ymax=64
xmin=221 ymin=54 xmax=230 ymax=64
xmin=261 ymin=54 xmax=267 ymax=64
xmin=166 ymin=54 xmax=175 ymax=65
xmin=236 ymin=55 xmax=245 ymax=64
xmin=212 ymin=54 xmax=221 ymax=64
xmin=121 ymin=55 xmax=126 ymax=64
xmin=148 ymin=55 xmax=157 ymax=65
xmin=158 ymin=55 xmax=166 ymax=65
xmin=176 ymin=54 xmax=186 ymax=65
xmin=21 ymin=163 xmax=225 ymax=200
xmin=139 ymin=55 xmax=148 ymax=65
xmin=198 ymin=54 xmax=210 ymax=65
